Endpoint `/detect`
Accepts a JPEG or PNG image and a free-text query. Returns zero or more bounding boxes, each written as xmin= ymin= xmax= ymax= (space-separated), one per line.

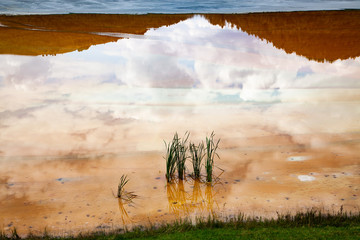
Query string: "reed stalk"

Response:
xmin=117 ymin=174 xmax=129 ymax=198
xmin=176 ymin=132 xmax=189 ymax=180
xmin=205 ymin=132 xmax=220 ymax=183
xmin=164 ymin=133 xmax=179 ymax=182
xmin=189 ymin=141 xmax=205 ymax=180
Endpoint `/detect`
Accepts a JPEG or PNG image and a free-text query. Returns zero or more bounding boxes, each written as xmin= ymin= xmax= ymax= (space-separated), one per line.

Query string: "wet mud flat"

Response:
xmin=1 ymin=132 xmax=359 ymax=236
xmin=0 ymin=10 xmax=360 ymax=236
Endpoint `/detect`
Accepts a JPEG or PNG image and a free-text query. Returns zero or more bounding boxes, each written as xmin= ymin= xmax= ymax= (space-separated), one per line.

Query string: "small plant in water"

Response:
xmin=189 ymin=141 xmax=205 ymax=180
xmin=164 ymin=133 xmax=179 ymax=182
xmin=164 ymin=132 xmax=189 ymax=182
xmin=205 ymin=132 xmax=220 ymax=183
xmin=176 ymin=132 xmax=189 ymax=180
xmin=164 ymin=131 xmax=220 ymax=182
xmin=117 ymin=174 xmax=129 ymax=198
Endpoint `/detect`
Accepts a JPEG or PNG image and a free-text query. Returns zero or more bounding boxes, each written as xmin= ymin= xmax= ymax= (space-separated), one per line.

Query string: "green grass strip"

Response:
xmin=119 ymin=226 xmax=360 ymax=240
xmin=2 ymin=210 xmax=359 ymax=240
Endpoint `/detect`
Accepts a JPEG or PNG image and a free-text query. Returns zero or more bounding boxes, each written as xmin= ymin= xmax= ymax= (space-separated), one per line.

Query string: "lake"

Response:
xmin=0 ymin=10 xmax=359 ymax=236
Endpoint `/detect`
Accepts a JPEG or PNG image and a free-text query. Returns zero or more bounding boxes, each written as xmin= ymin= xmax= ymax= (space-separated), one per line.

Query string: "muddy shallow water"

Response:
xmin=0 ymin=11 xmax=360 ymax=236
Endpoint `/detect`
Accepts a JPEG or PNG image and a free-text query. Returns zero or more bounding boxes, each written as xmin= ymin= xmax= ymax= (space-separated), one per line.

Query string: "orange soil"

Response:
xmin=0 ymin=133 xmax=359 ymax=236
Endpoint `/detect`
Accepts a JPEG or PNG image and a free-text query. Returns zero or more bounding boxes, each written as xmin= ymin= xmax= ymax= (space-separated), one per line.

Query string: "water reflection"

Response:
xmin=166 ymin=180 xmax=219 ymax=218
xmin=116 ymin=184 xmax=138 ymax=225
xmin=0 ymin=11 xmax=360 ymax=235
xmin=0 ymin=11 xmax=359 ymax=62
xmin=0 ymin=14 xmax=191 ymax=56
xmin=204 ymin=11 xmax=360 ymax=62
xmin=118 ymin=198 xmax=131 ymax=225
xmin=0 ymin=13 xmax=359 ymax=157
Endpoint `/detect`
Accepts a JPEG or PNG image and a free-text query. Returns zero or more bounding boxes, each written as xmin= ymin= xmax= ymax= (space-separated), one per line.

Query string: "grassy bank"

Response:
xmin=2 ymin=210 xmax=359 ymax=239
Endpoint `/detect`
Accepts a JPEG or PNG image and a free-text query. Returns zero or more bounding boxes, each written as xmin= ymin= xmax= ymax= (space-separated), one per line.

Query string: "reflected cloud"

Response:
xmin=0 ymin=14 xmax=360 ymax=157
xmin=0 ymin=11 xmax=359 ymax=235
xmin=0 ymin=105 xmax=46 ymax=120
xmin=113 ymin=40 xmax=195 ymax=88
xmin=1 ymin=11 xmax=359 ymax=62
xmin=1 ymin=56 xmax=51 ymax=90
xmin=296 ymin=66 xmax=313 ymax=79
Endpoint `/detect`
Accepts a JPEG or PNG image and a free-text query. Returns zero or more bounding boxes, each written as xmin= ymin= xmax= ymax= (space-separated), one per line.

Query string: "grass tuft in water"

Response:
xmin=189 ymin=141 xmax=205 ymax=180
xmin=176 ymin=132 xmax=189 ymax=181
xmin=164 ymin=133 xmax=179 ymax=183
xmin=164 ymin=132 xmax=190 ymax=182
xmin=117 ymin=174 xmax=129 ymax=198
xmin=205 ymin=132 xmax=220 ymax=183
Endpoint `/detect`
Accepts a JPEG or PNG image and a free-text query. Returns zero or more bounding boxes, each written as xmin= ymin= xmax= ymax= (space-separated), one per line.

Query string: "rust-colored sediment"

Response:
xmin=0 ymin=133 xmax=359 ymax=236
xmin=203 ymin=10 xmax=360 ymax=62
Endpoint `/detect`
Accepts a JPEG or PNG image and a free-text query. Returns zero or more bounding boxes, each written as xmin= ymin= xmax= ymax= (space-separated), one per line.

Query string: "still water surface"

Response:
xmin=0 ymin=13 xmax=359 ymax=235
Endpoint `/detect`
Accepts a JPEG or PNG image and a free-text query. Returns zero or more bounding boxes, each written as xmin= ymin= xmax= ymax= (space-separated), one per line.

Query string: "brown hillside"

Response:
xmin=0 ymin=14 xmax=192 ymax=56
xmin=0 ymin=11 xmax=359 ymax=61
xmin=203 ymin=10 xmax=360 ymax=62
xmin=0 ymin=27 xmax=119 ymax=56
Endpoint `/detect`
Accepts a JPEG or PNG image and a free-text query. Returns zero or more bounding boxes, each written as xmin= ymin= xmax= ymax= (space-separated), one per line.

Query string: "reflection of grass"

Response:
xmin=118 ymin=198 xmax=131 ymax=226
xmin=166 ymin=182 xmax=177 ymax=214
xmin=205 ymin=132 xmax=220 ymax=183
xmin=166 ymin=180 xmax=190 ymax=217
xmin=166 ymin=179 xmax=218 ymax=218
xmin=191 ymin=180 xmax=203 ymax=204
xmin=205 ymin=184 xmax=215 ymax=216
xmin=116 ymin=175 xmax=137 ymax=226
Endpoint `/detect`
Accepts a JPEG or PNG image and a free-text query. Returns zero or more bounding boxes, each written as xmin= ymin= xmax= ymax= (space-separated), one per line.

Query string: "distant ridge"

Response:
xmin=0 ymin=11 xmax=359 ymax=62
xmin=0 ymin=14 xmax=192 ymax=56
xmin=203 ymin=10 xmax=360 ymax=62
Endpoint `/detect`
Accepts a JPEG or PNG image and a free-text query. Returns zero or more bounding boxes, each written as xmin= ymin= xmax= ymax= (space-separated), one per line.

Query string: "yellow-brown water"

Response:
xmin=0 ymin=11 xmax=359 ymax=236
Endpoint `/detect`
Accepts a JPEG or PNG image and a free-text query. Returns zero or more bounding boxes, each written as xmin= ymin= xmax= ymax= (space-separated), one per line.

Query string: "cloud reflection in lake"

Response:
xmin=1 ymin=13 xmax=360 ymax=235
xmin=0 ymin=15 xmax=359 ymax=157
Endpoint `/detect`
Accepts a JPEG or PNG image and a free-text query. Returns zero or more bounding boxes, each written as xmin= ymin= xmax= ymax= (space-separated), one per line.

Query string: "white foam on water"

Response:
xmin=298 ymin=175 xmax=316 ymax=182
xmin=287 ymin=156 xmax=311 ymax=162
